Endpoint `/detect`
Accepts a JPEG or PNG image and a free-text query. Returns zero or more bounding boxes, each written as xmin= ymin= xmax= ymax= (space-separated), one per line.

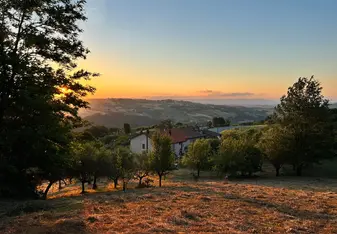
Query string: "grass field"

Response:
xmin=0 ymin=169 xmax=337 ymax=234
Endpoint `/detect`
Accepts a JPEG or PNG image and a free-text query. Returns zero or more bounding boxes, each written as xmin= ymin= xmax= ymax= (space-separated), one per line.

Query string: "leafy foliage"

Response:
xmin=258 ymin=126 xmax=294 ymax=176
xmin=273 ymin=77 xmax=335 ymax=175
xmin=215 ymin=128 xmax=263 ymax=176
xmin=0 ymin=0 xmax=97 ymax=198
xmin=149 ymin=132 xmax=175 ymax=186
xmin=123 ymin=123 xmax=131 ymax=135
xmin=108 ymin=147 xmax=135 ymax=190
xmin=183 ymin=139 xmax=212 ymax=178
xmin=212 ymin=117 xmax=230 ymax=127
xmin=71 ymin=142 xmax=98 ymax=194
xmin=134 ymin=152 xmax=150 ymax=186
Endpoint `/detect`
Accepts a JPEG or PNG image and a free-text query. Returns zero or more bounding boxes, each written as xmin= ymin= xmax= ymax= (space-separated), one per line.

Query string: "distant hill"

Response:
xmin=330 ymin=103 xmax=337 ymax=109
xmin=80 ymin=99 xmax=273 ymax=128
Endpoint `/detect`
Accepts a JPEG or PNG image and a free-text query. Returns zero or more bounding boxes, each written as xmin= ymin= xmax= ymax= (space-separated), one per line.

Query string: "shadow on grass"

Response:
xmin=223 ymin=193 xmax=336 ymax=221
xmin=0 ymin=197 xmax=83 ymax=218
xmin=47 ymin=218 xmax=90 ymax=234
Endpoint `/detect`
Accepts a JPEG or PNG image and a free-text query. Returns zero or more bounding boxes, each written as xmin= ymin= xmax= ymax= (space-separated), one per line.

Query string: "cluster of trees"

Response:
xmin=40 ymin=131 xmax=175 ymax=199
xmin=208 ymin=117 xmax=231 ymax=128
xmin=0 ymin=0 xmax=176 ymax=200
xmin=183 ymin=129 xmax=262 ymax=178
xmin=184 ymin=77 xmax=337 ymax=178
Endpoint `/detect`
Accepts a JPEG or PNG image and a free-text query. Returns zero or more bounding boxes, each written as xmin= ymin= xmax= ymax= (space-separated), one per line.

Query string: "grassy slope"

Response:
xmin=0 ymin=170 xmax=337 ymax=234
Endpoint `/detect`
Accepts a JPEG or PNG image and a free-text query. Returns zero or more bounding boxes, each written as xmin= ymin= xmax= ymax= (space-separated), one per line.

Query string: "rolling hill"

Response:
xmin=331 ymin=103 xmax=337 ymax=109
xmin=81 ymin=99 xmax=273 ymax=128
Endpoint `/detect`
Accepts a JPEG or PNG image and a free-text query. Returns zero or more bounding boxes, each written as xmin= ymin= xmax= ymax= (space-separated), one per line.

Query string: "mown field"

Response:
xmin=1 ymin=169 xmax=337 ymax=234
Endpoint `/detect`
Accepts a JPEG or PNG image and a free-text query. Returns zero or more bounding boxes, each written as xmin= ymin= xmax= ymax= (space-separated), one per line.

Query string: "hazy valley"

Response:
xmin=80 ymin=98 xmax=274 ymax=128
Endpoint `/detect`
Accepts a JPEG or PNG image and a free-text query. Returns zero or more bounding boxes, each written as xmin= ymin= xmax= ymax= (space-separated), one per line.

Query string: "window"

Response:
xmin=142 ymin=144 xmax=146 ymax=149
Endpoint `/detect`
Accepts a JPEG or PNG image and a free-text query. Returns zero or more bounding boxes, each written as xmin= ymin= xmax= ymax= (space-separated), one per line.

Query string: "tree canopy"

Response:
xmin=183 ymin=139 xmax=212 ymax=178
xmin=212 ymin=117 xmax=230 ymax=127
xmin=273 ymin=77 xmax=335 ymax=175
xmin=149 ymin=132 xmax=174 ymax=187
xmin=0 ymin=0 xmax=97 ymax=198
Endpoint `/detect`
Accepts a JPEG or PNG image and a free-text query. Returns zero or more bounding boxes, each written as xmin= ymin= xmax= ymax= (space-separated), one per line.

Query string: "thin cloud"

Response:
xmin=199 ymin=90 xmax=255 ymax=97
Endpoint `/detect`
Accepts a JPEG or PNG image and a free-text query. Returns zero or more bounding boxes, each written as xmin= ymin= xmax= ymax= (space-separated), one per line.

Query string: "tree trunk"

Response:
xmin=296 ymin=166 xmax=303 ymax=176
xmin=43 ymin=181 xmax=54 ymax=200
xmin=58 ymin=180 xmax=62 ymax=190
xmin=81 ymin=181 xmax=85 ymax=194
xmin=123 ymin=181 xmax=126 ymax=192
xmin=0 ymin=9 xmax=26 ymax=127
xmin=159 ymin=174 xmax=162 ymax=187
xmin=138 ymin=177 xmax=143 ymax=186
xmin=92 ymin=174 xmax=97 ymax=190
xmin=113 ymin=178 xmax=118 ymax=189
xmin=276 ymin=167 xmax=280 ymax=177
xmin=197 ymin=168 xmax=200 ymax=178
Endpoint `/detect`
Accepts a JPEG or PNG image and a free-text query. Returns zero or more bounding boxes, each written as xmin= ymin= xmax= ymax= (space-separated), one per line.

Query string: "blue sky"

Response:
xmin=81 ymin=0 xmax=337 ymax=100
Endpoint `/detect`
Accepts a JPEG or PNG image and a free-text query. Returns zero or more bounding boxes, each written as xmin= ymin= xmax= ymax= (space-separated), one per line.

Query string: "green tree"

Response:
xmin=258 ymin=126 xmax=293 ymax=176
xmin=41 ymin=146 xmax=74 ymax=200
xmin=183 ymin=139 xmax=211 ymax=178
xmin=123 ymin=123 xmax=131 ymax=135
xmin=71 ymin=142 xmax=98 ymax=194
xmin=134 ymin=152 xmax=150 ymax=186
xmin=0 ymin=0 xmax=97 ymax=198
xmin=92 ymin=144 xmax=112 ymax=190
xmin=212 ymin=117 xmax=230 ymax=127
xmin=108 ymin=147 xmax=134 ymax=191
xmin=159 ymin=119 xmax=173 ymax=130
xmin=208 ymin=138 xmax=221 ymax=155
xmin=149 ymin=132 xmax=174 ymax=187
xmin=84 ymin=125 xmax=111 ymax=139
xmin=330 ymin=109 xmax=337 ymax=153
xmin=216 ymin=128 xmax=263 ymax=177
xmin=274 ymin=77 xmax=335 ymax=176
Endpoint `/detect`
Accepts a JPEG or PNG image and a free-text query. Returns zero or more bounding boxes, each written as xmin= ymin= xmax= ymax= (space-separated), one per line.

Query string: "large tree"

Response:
xmin=273 ymin=77 xmax=335 ymax=176
xmin=0 ymin=0 xmax=96 ymax=198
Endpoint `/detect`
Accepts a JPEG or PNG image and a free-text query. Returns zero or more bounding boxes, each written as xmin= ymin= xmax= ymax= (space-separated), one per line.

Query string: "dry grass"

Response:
xmin=0 ymin=171 xmax=337 ymax=233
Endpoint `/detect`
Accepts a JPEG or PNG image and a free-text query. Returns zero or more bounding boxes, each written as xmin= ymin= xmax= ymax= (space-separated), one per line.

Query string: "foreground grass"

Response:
xmin=0 ymin=171 xmax=337 ymax=233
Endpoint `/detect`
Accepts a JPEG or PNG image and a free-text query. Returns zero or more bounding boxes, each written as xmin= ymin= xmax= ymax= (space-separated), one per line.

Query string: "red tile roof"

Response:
xmin=161 ymin=128 xmax=204 ymax=144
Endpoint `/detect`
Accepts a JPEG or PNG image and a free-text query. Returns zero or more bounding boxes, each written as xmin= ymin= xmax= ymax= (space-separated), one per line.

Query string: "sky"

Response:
xmin=80 ymin=0 xmax=337 ymax=101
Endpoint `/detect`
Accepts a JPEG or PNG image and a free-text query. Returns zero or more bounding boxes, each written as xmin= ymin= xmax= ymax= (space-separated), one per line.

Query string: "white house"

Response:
xmin=130 ymin=133 xmax=152 ymax=154
xmin=130 ymin=127 xmax=219 ymax=157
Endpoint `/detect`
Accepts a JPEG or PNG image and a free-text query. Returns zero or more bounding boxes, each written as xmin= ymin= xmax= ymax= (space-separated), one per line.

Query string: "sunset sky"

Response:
xmin=80 ymin=0 xmax=337 ymax=100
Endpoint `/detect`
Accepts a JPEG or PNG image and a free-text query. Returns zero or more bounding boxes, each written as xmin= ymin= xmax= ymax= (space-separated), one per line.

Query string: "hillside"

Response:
xmin=81 ymin=99 xmax=272 ymax=128
xmin=1 ymin=169 xmax=336 ymax=234
xmin=331 ymin=103 xmax=337 ymax=109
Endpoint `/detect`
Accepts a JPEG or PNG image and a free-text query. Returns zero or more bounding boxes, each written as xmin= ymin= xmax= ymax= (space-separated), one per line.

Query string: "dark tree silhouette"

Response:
xmin=0 ymin=0 xmax=97 ymax=198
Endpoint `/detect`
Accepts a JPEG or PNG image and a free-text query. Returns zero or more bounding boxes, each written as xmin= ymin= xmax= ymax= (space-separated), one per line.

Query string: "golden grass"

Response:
xmin=1 ymin=171 xmax=337 ymax=233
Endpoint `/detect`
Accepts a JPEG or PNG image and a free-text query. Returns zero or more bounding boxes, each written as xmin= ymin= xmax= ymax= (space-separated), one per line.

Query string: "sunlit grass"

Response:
xmin=1 ymin=170 xmax=337 ymax=234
